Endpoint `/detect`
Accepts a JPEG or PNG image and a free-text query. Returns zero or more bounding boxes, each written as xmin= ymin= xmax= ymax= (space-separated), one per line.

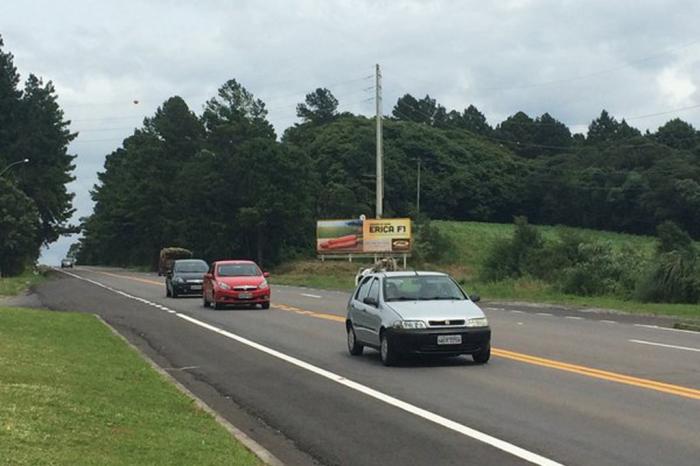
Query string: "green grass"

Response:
xmin=0 ymin=269 xmax=47 ymax=296
xmin=0 ymin=307 xmax=261 ymax=466
xmin=271 ymin=260 xmax=358 ymax=290
xmin=434 ymin=220 xmax=657 ymax=275
xmin=272 ymin=220 xmax=700 ymax=320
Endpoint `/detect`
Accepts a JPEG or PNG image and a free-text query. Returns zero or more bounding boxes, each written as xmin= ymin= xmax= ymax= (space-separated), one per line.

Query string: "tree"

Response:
xmin=587 ymin=110 xmax=641 ymax=144
xmin=392 ymin=94 xmax=447 ymax=127
xmin=655 ymin=118 xmax=697 ymax=150
xmin=13 ymin=75 xmax=77 ymax=244
xmin=0 ymin=179 xmax=40 ymax=276
xmin=0 ymin=35 xmax=75 ymax=272
xmin=457 ymin=104 xmax=492 ymax=135
xmin=202 ymin=79 xmax=275 ymax=148
xmin=296 ymin=88 xmax=339 ymax=124
xmin=0 ymin=35 xmax=22 ymax=165
xmin=495 ymin=111 xmax=538 ymax=157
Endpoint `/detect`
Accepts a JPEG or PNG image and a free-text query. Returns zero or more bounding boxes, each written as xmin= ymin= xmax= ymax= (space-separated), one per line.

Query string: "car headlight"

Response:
xmin=173 ymin=277 xmax=184 ymax=284
xmin=391 ymin=320 xmax=427 ymax=329
xmin=466 ymin=317 xmax=489 ymax=328
xmin=258 ymin=280 xmax=269 ymax=290
xmin=217 ymin=282 xmax=231 ymax=290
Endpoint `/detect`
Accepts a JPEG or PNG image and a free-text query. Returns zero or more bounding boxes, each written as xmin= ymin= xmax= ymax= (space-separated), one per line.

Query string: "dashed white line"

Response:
xmin=600 ymin=320 xmax=617 ymax=324
xmin=565 ymin=316 xmax=583 ymax=320
xmin=300 ymin=293 xmax=322 ymax=299
xmin=629 ymin=339 xmax=700 ymax=353
xmin=59 ymin=268 xmax=563 ymax=466
xmin=536 ymin=312 xmax=553 ymax=317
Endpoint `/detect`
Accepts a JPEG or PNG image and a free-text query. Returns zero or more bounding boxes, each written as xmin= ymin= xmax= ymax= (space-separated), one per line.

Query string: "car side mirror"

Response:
xmin=263 ymin=271 xmax=270 ymax=278
xmin=470 ymin=294 xmax=481 ymax=303
xmin=363 ymin=296 xmax=378 ymax=306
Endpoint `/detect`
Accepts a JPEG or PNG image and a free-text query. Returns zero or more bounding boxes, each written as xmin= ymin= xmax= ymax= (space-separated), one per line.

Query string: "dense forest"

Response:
xmin=75 ymin=76 xmax=700 ymax=272
xmin=0 ymin=36 xmax=76 ymax=276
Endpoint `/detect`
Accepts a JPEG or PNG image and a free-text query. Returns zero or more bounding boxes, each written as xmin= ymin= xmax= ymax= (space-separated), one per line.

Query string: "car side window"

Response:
xmin=367 ymin=279 xmax=379 ymax=303
xmin=355 ymin=277 xmax=372 ymax=301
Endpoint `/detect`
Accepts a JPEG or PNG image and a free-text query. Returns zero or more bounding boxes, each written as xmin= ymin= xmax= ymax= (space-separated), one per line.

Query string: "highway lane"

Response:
xmin=37 ymin=267 xmax=700 ymax=465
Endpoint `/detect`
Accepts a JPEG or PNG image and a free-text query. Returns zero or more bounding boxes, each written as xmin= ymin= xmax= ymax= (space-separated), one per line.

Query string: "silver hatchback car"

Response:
xmin=345 ymin=271 xmax=491 ymax=366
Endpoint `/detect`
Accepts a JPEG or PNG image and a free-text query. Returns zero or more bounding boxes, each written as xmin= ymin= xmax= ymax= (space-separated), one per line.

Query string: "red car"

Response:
xmin=203 ymin=260 xmax=271 ymax=310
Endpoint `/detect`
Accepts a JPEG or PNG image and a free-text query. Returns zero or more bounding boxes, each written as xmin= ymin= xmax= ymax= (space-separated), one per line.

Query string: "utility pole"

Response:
xmin=375 ymin=63 xmax=383 ymax=219
xmin=416 ymin=157 xmax=421 ymax=217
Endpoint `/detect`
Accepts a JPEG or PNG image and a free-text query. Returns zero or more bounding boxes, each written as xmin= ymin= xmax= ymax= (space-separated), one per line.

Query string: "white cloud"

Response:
xmin=657 ymin=67 xmax=697 ymax=106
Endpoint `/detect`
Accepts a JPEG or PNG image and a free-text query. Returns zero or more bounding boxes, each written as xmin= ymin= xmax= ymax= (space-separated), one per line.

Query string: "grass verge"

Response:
xmin=0 ymin=307 xmax=261 ymax=466
xmin=271 ymin=258 xmax=700 ymax=320
xmin=0 ymin=269 xmax=47 ymax=296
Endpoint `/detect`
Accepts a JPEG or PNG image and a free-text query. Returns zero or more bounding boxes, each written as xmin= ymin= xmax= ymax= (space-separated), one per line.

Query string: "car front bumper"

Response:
xmin=172 ymin=282 xmax=204 ymax=295
xmin=386 ymin=326 xmax=491 ymax=355
xmin=214 ymin=289 xmax=270 ymax=304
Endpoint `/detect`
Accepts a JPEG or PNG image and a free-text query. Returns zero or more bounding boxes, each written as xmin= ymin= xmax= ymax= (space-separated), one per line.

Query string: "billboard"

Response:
xmin=317 ymin=218 xmax=411 ymax=254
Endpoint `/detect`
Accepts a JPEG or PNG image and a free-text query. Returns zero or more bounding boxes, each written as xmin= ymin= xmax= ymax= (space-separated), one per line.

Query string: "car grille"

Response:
xmin=428 ymin=319 xmax=465 ymax=327
xmin=233 ymin=285 xmax=257 ymax=291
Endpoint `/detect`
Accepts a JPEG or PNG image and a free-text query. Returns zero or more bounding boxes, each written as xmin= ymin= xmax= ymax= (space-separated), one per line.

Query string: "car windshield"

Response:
xmin=384 ymin=275 xmax=466 ymax=301
xmin=217 ymin=263 xmax=261 ymax=277
xmin=173 ymin=260 xmax=208 ymax=273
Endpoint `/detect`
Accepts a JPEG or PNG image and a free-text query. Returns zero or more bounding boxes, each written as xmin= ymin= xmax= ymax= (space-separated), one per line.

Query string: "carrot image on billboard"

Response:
xmin=316 ymin=219 xmax=364 ymax=253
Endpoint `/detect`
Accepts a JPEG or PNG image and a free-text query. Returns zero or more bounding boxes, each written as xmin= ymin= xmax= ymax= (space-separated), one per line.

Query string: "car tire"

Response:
xmin=214 ymin=300 xmax=223 ymax=310
xmin=347 ymin=324 xmax=364 ymax=356
xmin=380 ymin=332 xmax=399 ymax=366
xmin=261 ymin=302 xmax=270 ymax=309
xmin=472 ymin=344 xmax=491 ymax=364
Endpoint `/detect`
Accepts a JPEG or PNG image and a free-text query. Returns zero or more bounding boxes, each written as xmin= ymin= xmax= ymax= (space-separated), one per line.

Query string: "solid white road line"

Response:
xmin=629 ymin=339 xmax=700 ymax=353
xmin=300 ymin=293 xmax=322 ymax=299
xmin=634 ymin=324 xmax=699 ymax=335
xmin=59 ymin=268 xmax=563 ymax=466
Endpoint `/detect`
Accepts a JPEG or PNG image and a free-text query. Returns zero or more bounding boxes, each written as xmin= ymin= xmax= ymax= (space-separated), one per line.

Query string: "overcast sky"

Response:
xmin=2 ymin=0 xmax=698 ymax=264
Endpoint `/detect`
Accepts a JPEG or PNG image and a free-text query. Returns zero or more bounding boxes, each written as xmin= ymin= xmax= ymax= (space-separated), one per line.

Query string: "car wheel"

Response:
xmin=214 ymin=300 xmax=223 ymax=310
xmin=261 ymin=302 xmax=270 ymax=309
xmin=347 ymin=323 xmax=364 ymax=356
xmin=380 ymin=332 xmax=399 ymax=366
xmin=472 ymin=344 xmax=491 ymax=364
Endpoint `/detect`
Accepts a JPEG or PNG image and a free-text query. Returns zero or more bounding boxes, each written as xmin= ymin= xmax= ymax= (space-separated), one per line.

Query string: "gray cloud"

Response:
xmin=2 ymin=0 xmax=698 ymax=264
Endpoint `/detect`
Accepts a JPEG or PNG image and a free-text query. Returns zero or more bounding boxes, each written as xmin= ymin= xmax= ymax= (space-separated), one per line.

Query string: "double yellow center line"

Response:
xmin=87 ymin=269 xmax=700 ymax=401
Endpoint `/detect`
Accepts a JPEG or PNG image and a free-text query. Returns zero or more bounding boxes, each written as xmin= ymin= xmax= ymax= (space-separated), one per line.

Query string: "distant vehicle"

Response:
xmin=202 ymin=260 xmax=271 ymax=310
xmin=345 ymin=271 xmax=491 ymax=366
xmin=60 ymin=258 xmax=75 ymax=268
xmin=166 ymin=259 xmax=209 ymax=298
xmin=158 ymin=247 xmax=192 ymax=276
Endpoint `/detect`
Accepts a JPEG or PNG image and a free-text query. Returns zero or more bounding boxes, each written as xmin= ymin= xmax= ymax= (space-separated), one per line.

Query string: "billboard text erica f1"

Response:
xmin=316 ymin=218 xmax=411 ymax=254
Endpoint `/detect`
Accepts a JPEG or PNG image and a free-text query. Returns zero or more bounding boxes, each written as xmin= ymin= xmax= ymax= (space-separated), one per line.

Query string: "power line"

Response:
xmin=473 ymin=38 xmax=700 ymax=92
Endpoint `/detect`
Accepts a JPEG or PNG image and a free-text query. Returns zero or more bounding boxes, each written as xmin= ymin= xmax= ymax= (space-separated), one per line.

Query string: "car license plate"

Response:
xmin=239 ymin=293 xmax=253 ymax=299
xmin=190 ymin=285 xmax=202 ymax=290
xmin=437 ymin=335 xmax=462 ymax=345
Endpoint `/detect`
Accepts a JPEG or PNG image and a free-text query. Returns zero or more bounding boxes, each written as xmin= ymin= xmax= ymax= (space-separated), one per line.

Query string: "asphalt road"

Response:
xmin=34 ymin=266 xmax=700 ymax=466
